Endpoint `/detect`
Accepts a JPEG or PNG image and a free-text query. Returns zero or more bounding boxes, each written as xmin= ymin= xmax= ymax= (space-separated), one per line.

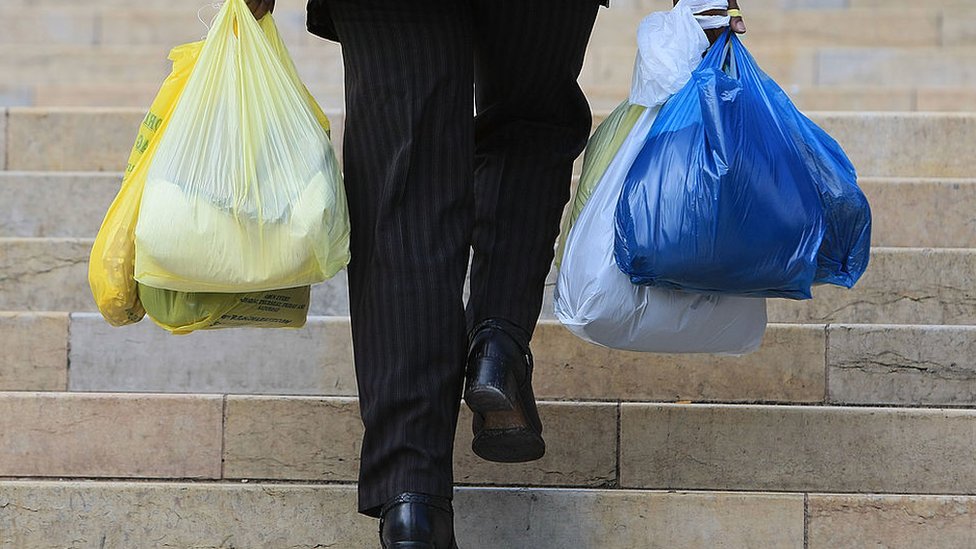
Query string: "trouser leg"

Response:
xmin=327 ymin=0 xmax=474 ymax=517
xmin=466 ymin=0 xmax=600 ymax=341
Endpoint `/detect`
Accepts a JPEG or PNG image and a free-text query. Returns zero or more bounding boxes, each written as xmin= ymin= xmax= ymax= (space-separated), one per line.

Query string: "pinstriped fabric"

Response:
xmin=326 ymin=0 xmax=599 ymax=517
xmin=467 ymin=1 xmax=599 ymax=340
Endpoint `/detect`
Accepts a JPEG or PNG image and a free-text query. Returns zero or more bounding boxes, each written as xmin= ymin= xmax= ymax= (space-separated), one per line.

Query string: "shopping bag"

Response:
xmin=90 ymin=12 xmax=335 ymax=333
xmin=556 ymin=101 xmax=647 ymax=267
xmin=134 ymin=0 xmax=349 ymax=293
xmin=555 ymin=105 xmax=767 ymax=354
xmin=614 ymin=30 xmax=871 ymax=299
xmin=138 ymin=285 xmax=310 ymax=335
xmin=88 ymin=41 xmax=202 ymax=327
xmin=557 ymin=1 xmax=713 ymax=266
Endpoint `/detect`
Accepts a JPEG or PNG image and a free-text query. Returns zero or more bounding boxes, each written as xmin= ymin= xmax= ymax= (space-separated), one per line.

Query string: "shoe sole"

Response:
xmin=471 ymin=424 xmax=545 ymax=463
xmin=465 ymin=357 xmax=545 ymax=463
xmin=385 ymin=541 xmax=458 ymax=549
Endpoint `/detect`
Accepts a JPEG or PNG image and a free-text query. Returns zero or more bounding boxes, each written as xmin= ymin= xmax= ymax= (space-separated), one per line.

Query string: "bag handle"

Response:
xmin=721 ymin=31 xmax=738 ymax=79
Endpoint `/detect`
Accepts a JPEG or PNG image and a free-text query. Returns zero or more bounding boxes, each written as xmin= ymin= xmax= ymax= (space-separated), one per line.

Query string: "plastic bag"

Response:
xmin=555 ymin=104 xmax=767 ymax=355
xmin=629 ymin=1 xmax=711 ymax=108
xmin=88 ymin=41 xmax=202 ymax=327
xmin=134 ymin=0 xmax=349 ymax=293
xmin=614 ymin=31 xmax=871 ymax=299
xmin=556 ymin=101 xmax=647 ymax=267
xmin=139 ymin=285 xmax=310 ymax=335
xmin=558 ymin=1 xmax=721 ymax=264
xmin=90 ymin=14 xmax=333 ymax=333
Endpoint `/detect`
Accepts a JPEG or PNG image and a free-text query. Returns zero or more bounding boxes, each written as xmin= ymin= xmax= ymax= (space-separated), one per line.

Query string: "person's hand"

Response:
xmin=246 ymin=0 xmax=275 ymax=19
xmin=673 ymin=1 xmax=747 ymax=44
xmin=728 ymin=0 xmax=746 ymax=34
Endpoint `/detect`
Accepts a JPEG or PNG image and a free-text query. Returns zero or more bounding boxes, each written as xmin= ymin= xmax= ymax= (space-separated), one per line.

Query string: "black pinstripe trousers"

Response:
xmin=325 ymin=0 xmax=599 ymax=516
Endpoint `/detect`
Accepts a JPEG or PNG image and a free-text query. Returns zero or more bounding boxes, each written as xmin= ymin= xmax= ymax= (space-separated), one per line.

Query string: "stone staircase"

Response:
xmin=2 ymin=0 xmax=976 ymax=547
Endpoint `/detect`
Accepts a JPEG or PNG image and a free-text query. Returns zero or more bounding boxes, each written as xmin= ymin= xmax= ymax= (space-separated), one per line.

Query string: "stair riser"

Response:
xmin=3 ymin=480 xmax=972 ymax=549
xmin=7 ymin=83 xmax=975 ymax=113
xmin=2 ymin=108 xmax=346 ymax=172
xmin=2 ymin=241 xmax=973 ymax=326
xmin=54 ymin=314 xmax=825 ymax=403
xmin=0 ymin=482 xmax=810 ymax=549
xmin=767 ymin=248 xmax=976 ymax=326
xmin=4 ymin=310 xmax=974 ymax=406
xmin=4 ymin=175 xmax=974 ymax=250
xmin=0 ymin=392 xmax=973 ymax=495
xmin=621 ymin=404 xmax=976 ymax=494
xmin=0 ymin=391 xmax=615 ymax=487
xmin=1 ymin=7 xmax=955 ymax=50
xmin=6 ymin=110 xmax=972 ymax=178
xmin=54 ymin=315 xmax=976 ymax=406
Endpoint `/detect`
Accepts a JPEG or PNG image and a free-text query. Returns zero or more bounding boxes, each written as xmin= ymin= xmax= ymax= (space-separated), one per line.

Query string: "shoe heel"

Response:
xmin=387 ymin=543 xmax=435 ymax=549
xmin=465 ymin=356 xmax=518 ymax=413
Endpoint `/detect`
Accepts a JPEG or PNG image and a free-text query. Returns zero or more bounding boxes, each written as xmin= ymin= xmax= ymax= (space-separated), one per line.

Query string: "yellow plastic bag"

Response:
xmin=88 ymin=41 xmax=202 ymax=326
xmin=138 ymin=285 xmax=310 ymax=335
xmin=134 ymin=0 xmax=350 ymax=293
xmin=90 ymin=12 xmax=336 ymax=333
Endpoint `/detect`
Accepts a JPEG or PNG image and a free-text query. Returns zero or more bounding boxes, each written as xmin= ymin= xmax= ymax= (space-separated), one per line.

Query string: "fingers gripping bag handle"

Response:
xmin=134 ymin=0 xmax=350 ymax=294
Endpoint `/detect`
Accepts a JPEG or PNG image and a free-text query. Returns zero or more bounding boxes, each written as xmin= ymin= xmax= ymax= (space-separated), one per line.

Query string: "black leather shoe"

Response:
xmin=464 ymin=318 xmax=545 ymax=463
xmin=379 ymin=492 xmax=458 ymax=549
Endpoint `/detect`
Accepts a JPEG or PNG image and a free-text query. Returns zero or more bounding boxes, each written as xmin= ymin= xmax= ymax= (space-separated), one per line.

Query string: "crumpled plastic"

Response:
xmin=555 ymin=101 xmax=767 ymax=354
xmin=134 ymin=0 xmax=349 ymax=294
xmin=614 ymin=30 xmax=871 ymax=299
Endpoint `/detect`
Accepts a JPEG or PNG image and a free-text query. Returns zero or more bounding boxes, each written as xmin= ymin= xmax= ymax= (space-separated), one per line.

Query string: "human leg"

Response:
xmin=327 ymin=0 xmax=474 ymax=518
xmin=466 ymin=0 xmax=600 ymax=338
xmin=463 ymin=0 xmax=599 ymax=463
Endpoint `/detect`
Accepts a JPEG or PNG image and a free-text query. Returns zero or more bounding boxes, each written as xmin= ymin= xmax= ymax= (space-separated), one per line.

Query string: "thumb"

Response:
xmin=728 ymin=0 xmax=746 ymax=33
xmin=731 ymin=17 xmax=746 ymax=33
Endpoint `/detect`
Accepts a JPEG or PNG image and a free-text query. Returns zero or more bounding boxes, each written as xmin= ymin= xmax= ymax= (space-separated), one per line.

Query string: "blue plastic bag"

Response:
xmin=614 ymin=31 xmax=871 ymax=300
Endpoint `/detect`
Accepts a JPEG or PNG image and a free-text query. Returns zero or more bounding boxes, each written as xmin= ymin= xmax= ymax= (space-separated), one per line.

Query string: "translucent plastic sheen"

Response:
xmin=614 ymin=31 xmax=871 ymax=300
xmin=88 ymin=41 xmax=201 ymax=327
xmin=555 ymin=103 xmax=767 ymax=355
xmin=134 ymin=0 xmax=349 ymax=293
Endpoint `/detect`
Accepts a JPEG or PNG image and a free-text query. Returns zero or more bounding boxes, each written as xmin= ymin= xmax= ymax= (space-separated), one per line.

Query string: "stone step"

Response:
xmin=6 ymin=42 xmax=976 ymax=108
xmin=818 ymin=47 xmax=976 ymax=88
xmin=590 ymin=8 xmax=948 ymax=49
xmin=0 ymin=107 xmax=347 ymax=172
xmin=766 ymin=247 xmax=976 ymax=326
xmin=0 ymin=6 xmax=952 ymax=50
xmin=4 ymin=109 xmax=973 ymax=178
xmin=619 ymin=403 xmax=976 ymax=494
xmin=0 ymin=482 xmax=808 ymax=549
xmin=0 ymin=44 xmax=346 ymax=90
xmin=586 ymin=45 xmax=976 ymax=97
xmin=2 ymin=239 xmax=973 ymax=326
xmin=8 ymin=311 xmax=976 ymax=407
xmin=0 ymin=6 xmax=318 ymax=47
xmin=0 ymin=172 xmax=119 ymax=238
xmin=5 ymin=313 xmax=825 ymax=402
xmin=4 ymin=173 xmax=973 ymax=250
xmin=3 ymin=482 xmax=974 ymax=549
xmin=0 ymin=391 xmax=973 ymax=496
xmin=14 ymin=81 xmax=971 ymax=114
xmin=6 ymin=0 xmax=971 ymax=9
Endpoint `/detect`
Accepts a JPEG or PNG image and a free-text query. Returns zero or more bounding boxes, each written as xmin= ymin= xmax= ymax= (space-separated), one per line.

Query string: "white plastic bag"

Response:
xmin=134 ymin=0 xmax=349 ymax=293
xmin=554 ymin=106 xmax=766 ymax=354
xmin=630 ymin=0 xmax=728 ymax=108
